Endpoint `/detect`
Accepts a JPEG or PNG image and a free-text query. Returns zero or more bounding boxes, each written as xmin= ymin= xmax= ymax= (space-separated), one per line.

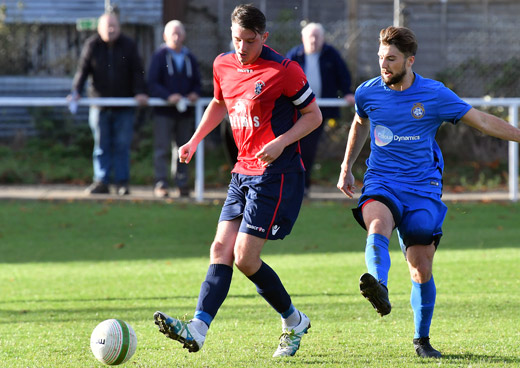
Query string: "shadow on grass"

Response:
xmin=0 ymin=295 xmax=353 ymax=325
xmin=1 ymin=200 xmax=519 ymax=263
xmin=442 ymin=353 xmax=520 ymax=365
xmin=0 ymin=292 xmax=353 ymax=306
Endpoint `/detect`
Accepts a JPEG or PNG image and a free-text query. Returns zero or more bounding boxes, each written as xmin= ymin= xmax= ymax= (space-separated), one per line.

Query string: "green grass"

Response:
xmin=0 ymin=200 xmax=519 ymax=367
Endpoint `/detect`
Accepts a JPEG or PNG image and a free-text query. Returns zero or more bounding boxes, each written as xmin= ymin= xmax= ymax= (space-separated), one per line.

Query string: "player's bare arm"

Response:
xmin=337 ymin=113 xmax=370 ymax=198
xmin=179 ymin=98 xmax=228 ymax=164
xmin=460 ymin=107 xmax=520 ymax=143
xmin=255 ymin=100 xmax=322 ymax=165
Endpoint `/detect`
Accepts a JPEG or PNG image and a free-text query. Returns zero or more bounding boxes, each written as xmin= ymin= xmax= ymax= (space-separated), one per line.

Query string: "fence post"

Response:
xmin=1 ymin=96 xmax=519 ymax=202
xmin=508 ymin=104 xmax=519 ymax=202
xmin=194 ymin=99 xmax=206 ymax=203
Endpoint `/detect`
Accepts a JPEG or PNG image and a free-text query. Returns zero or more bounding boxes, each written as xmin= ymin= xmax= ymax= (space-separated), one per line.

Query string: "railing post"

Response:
xmin=1 ymin=96 xmax=520 ymax=202
xmin=194 ymin=100 xmax=205 ymax=203
xmin=508 ymin=104 xmax=519 ymax=202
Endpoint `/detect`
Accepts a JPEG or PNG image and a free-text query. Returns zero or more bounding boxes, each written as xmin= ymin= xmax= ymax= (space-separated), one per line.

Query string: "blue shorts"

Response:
xmin=219 ymin=172 xmax=304 ymax=240
xmin=352 ymin=182 xmax=448 ymax=253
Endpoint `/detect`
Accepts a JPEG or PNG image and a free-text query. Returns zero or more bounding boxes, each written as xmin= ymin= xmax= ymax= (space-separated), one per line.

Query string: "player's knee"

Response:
xmin=367 ymin=218 xmax=393 ymax=238
xmin=210 ymin=240 xmax=234 ymax=264
xmin=234 ymin=256 xmax=256 ymax=275
xmin=409 ymin=263 xmax=432 ymax=283
xmin=233 ymin=248 xmax=259 ymax=275
xmin=406 ymin=245 xmax=435 ymax=282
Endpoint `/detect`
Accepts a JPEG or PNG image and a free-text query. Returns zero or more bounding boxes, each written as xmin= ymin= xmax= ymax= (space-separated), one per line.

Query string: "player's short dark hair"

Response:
xmin=379 ymin=26 xmax=417 ymax=57
xmin=231 ymin=3 xmax=266 ymax=35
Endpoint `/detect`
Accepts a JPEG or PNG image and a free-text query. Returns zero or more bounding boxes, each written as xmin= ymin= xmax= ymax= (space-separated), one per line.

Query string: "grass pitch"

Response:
xmin=0 ymin=199 xmax=519 ymax=367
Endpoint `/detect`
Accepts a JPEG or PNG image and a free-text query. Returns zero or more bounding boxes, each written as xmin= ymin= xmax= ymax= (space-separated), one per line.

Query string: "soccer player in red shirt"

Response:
xmin=154 ymin=4 xmax=322 ymax=357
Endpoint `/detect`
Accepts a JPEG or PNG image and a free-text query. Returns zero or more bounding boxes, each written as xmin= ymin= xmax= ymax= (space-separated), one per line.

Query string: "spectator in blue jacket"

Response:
xmin=148 ymin=20 xmax=202 ymax=198
xmin=287 ymin=22 xmax=355 ymax=194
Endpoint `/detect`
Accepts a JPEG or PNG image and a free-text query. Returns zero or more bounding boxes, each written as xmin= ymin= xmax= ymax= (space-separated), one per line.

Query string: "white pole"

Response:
xmin=508 ymin=104 xmax=518 ymax=202
xmin=194 ymin=100 xmax=205 ymax=203
xmin=393 ymin=0 xmax=400 ymax=26
xmin=1 ymin=97 xmax=520 ymax=202
xmin=302 ymin=0 xmax=309 ymax=20
xmin=260 ymin=0 xmax=267 ymax=15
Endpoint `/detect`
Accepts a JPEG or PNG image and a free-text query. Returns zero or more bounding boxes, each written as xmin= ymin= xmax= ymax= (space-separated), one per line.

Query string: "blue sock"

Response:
xmin=247 ymin=261 xmax=291 ymax=315
xmin=410 ymin=276 xmax=436 ymax=338
xmin=365 ymin=233 xmax=391 ymax=286
xmin=281 ymin=304 xmax=296 ymax=319
xmin=194 ymin=264 xmax=233 ymax=327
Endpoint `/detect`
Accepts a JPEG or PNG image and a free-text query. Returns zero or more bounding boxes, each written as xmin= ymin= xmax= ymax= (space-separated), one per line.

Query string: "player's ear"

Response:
xmin=261 ymin=31 xmax=269 ymax=43
xmin=407 ymin=55 xmax=415 ymax=68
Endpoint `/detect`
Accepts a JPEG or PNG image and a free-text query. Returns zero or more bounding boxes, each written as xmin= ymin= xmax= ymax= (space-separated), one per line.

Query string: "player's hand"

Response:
xmin=337 ymin=169 xmax=356 ymax=198
xmin=178 ymin=141 xmax=196 ymax=164
xmin=255 ymin=141 xmax=284 ymax=166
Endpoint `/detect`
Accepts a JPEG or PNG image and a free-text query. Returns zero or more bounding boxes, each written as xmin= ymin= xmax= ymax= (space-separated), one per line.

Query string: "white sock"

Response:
xmin=282 ymin=309 xmax=301 ymax=330
xmin=190 ymin=318 xmax=209 ymax=336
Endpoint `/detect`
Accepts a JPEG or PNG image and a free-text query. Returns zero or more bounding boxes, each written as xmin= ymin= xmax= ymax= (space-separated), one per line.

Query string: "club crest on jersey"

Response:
xmin=411 ymin=103 xmax=425 ymax=119
xmin=254 ymin=80 xmax=265 ymax=95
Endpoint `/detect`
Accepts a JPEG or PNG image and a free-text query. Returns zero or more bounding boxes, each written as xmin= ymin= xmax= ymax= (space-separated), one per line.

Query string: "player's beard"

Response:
xmin=382 ymin=61 xmax=407 ymax=86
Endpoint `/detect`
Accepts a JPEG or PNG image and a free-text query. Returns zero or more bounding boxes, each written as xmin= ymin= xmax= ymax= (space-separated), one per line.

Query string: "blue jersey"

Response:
xmin=355 ymin=73 xmax=472 ymax=193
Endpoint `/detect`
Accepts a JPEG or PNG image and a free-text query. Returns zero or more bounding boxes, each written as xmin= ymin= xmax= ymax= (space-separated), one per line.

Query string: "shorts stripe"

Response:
xmin=266 ymin=173 xmax=284 ymax=239
xmin=361 ymin=198 xmax=376 ymax=210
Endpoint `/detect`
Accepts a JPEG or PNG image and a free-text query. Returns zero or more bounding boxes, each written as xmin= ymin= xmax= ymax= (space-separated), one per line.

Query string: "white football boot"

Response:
xmin=153 ymin=311 xmax=205 ymax=352
xmin=272 ymin=311 xmax=311 ymax=357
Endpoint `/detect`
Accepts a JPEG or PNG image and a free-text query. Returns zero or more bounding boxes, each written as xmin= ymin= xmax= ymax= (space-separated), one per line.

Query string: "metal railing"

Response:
xmin=463 ymin=98 xmax=520 ymax=202
xmin=0 ymin=96 xmax=519 ymax=202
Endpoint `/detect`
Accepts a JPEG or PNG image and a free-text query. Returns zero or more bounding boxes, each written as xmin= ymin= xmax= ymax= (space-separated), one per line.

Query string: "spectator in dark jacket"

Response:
xmin=286 ymin=22 xmax=355 ymax=194
xmin=71 ymin=12 xmax=148 ymax=196
xmin=148 ymin=20 xmax=201 ymax=198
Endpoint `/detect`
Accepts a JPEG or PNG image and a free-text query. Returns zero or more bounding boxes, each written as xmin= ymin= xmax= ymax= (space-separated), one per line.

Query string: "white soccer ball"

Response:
xmin=90 ymin=319 xmax=137 ymax=365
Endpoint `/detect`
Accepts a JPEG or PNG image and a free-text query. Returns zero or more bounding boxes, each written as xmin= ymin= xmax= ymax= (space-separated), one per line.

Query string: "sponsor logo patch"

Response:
xmin=229 ymin=99 xmax=260 ymax=129
xmin=374 ymin=125 xmax=421 ymax=147
xmin=246 ymin=223 xmax=266 ymax=233
xmin=271 ymin=225 xmax=280 ymax=236
xmin=374 ymin=125 xmax=394 ymax=147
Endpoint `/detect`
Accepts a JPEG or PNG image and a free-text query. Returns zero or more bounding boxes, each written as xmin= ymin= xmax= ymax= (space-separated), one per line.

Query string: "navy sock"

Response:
xmin=365 ymin=233 xmax=391 ymax=286
xmin=410 ymin=276 xmax=436 ymax=338
xmin=194 ymin=264 xmax=233 ymax=327
xmin=247 ymin=261 xmax=291 ymax=315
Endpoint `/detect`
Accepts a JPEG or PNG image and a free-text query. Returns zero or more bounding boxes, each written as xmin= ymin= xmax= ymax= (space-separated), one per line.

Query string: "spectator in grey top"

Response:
xmin=147 ymin=20 xmax=201 ymax=198
xmin=287 ymin=23 xmax=355 ymax=195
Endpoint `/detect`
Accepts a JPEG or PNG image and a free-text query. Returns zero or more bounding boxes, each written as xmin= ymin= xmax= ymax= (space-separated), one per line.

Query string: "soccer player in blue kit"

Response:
xmin=337 ymin=26 xmax=520 ymax=358
xmin=153 ymin=4 xmax=322 ymax=358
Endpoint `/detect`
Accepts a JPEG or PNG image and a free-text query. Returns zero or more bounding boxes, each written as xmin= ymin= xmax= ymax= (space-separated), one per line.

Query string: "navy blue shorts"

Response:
xmin=219 ymin=172 xmax=305 ymax=240
xmin=352 ymin=181 xmax=448 ymax=253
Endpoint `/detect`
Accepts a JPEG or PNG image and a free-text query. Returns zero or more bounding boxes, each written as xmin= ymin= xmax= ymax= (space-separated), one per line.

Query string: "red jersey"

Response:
xmin=213 ymin=45 xmax=315 ymax=175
